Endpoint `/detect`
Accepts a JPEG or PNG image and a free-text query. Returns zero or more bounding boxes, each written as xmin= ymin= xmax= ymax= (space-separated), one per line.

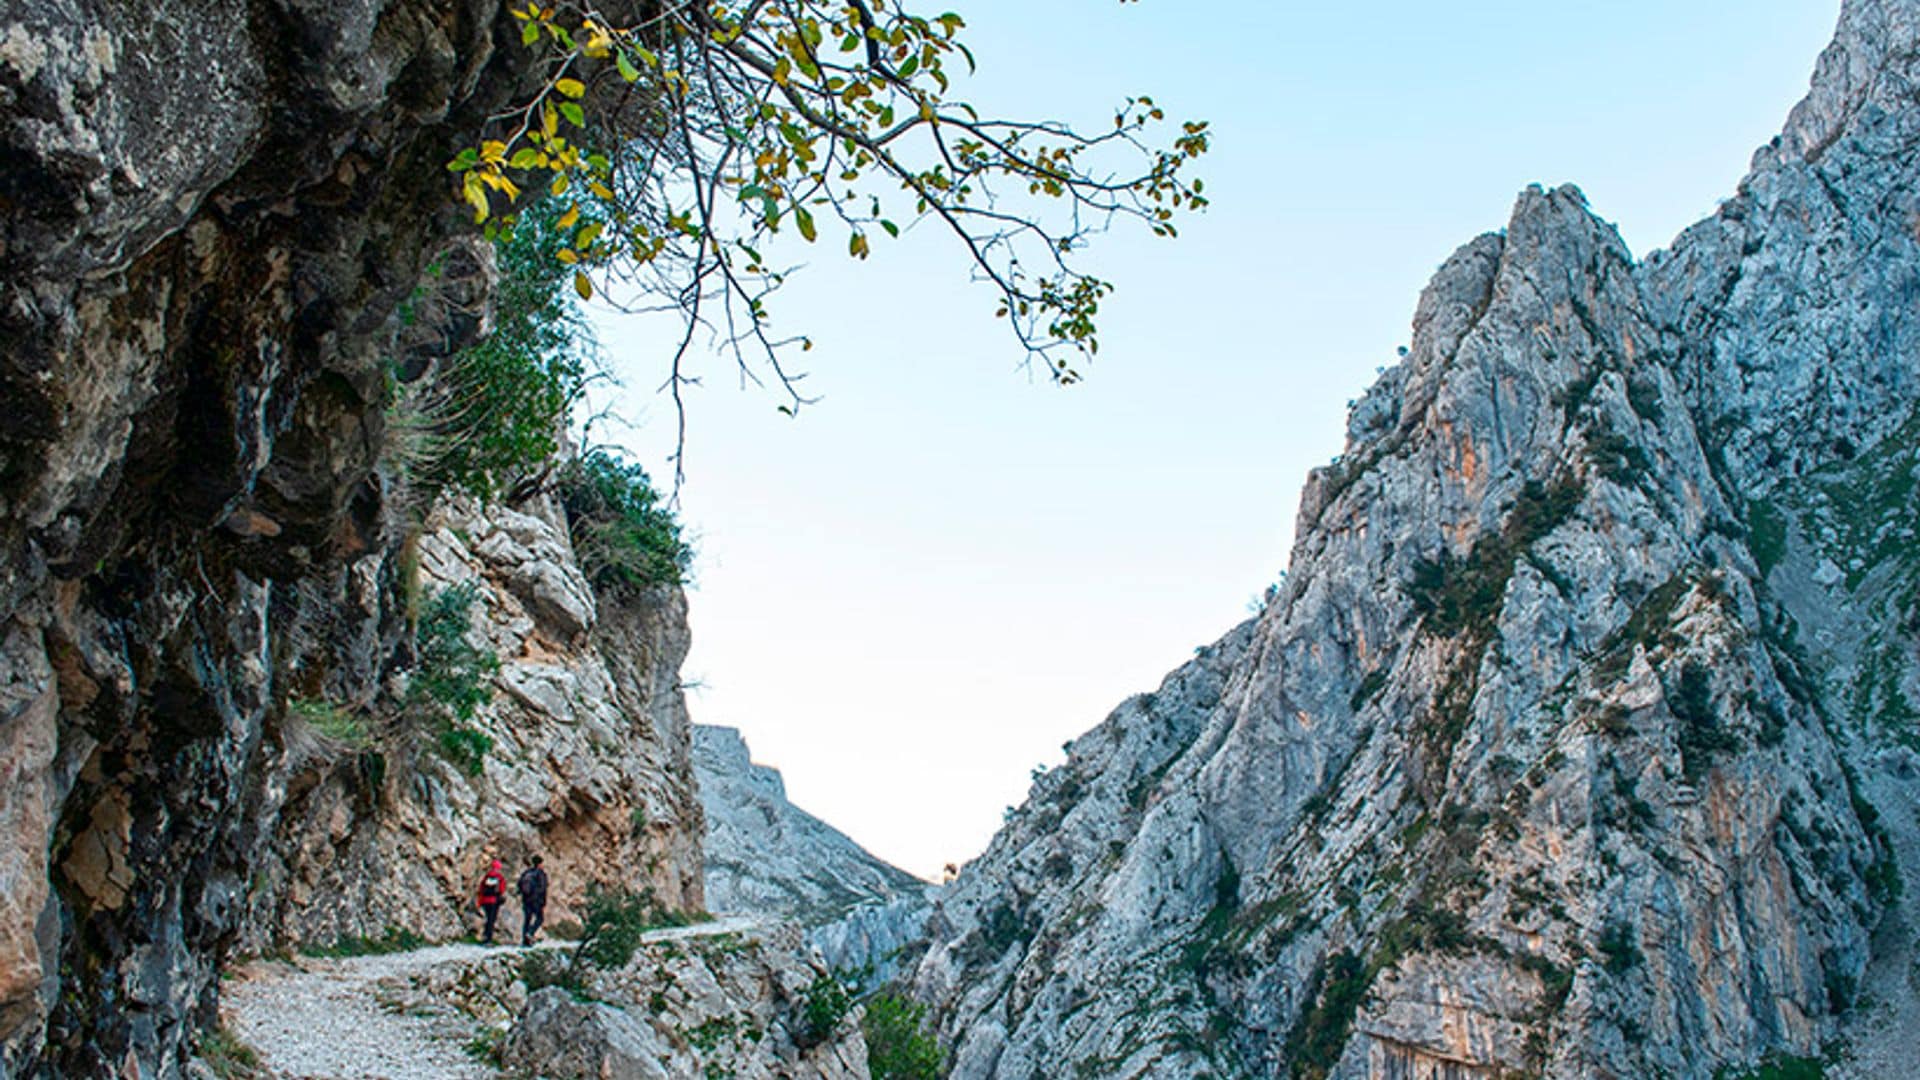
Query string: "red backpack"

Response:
xmin=478 ymin=867 xmax=505 ymax=904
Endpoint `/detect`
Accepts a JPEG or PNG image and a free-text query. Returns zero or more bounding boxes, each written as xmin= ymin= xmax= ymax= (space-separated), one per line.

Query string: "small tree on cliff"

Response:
xmin=450 ymin=0 xmax=1209 ymax=481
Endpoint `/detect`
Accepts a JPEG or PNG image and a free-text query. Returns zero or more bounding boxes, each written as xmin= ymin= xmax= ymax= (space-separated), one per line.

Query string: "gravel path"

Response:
xmin=225 ymin=918 xmax=759 ymax=1079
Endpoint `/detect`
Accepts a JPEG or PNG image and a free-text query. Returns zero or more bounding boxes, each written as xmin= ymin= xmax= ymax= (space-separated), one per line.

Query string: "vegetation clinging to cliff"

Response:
xmin=432 ymin=201 xmax=592 ymax=501
xmin=406 ymin=582 xmax=500 ymax=775
xmin=560 ymin=450 xmax=692 ymax=591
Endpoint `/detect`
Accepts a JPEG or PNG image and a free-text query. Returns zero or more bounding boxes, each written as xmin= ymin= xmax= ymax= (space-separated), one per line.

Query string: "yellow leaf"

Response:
xmin=480 ymin=140 xmax=508 ymax=164
xmin=556 ymin=206 xmax=581 ymax=230
xmin=542 ymin=102 xmax=558 ymax=138
xmin=550 ymin=173 xmax=570 ymax=196
xmin=555 ymin=248 xmax=579 ymax=264
xmin=463 ymin=174 xmax=490 ymax=222
xmin=574 ymin=271 xmax=593 ymax=300
xmin=556 ymin=78 xmax=586 ymax=98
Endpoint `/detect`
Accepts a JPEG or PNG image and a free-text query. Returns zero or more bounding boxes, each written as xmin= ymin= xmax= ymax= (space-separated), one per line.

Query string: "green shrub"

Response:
xmin=1408 ymin=479 xmax=1580 ymax=641
xmin=301 ymin=926 xmax=428 ymax=959
xmin=198 ymin=1026 xmax=264 ymax=1080
xmin=863 ymin=992 xmax=945 ymax=1080
xmin=409 ymin=199 xmax=591 ymax=502
xmin=795 ymin=973 xmax=852 ymax=1049
xmin=289 ymin=697 xmax=370 ymax=748
xmin=1671 ymin=662 xmax=1739 ymax=779
xmin=1597 ymin=922 xmax=1642 ymax=974
xmin=1283 ymin=950 xmax=1369 ymax=1080
xmin=560 ymin=450 xmax=691 ymax=591
xmin=407 ymin=582 xmax=500 ymax=775
xmin=1714 ymin=1054 xmax=1826 ymax=1080
xmin=437 ymin=727 xmax=494 ymax=776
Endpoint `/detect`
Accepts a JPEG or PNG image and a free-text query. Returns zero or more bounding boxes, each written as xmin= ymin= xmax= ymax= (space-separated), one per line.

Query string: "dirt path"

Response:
xmin=224 ymin=918 xmax=759 ymax=1079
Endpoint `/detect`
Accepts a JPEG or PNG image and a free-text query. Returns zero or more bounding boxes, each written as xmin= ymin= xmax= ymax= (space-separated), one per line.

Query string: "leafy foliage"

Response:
xmin=1714 ymin=1056 xmax=1826 ymax=1080
xmin=288 ymin=697 xmax=370 ymax=748
xmin=1597 ymin=922 xmax=1642 ymax=974
xmin=795 ymin=973 xmax=852 ymax=1049
xmin=579 ymin=886 xmax=696 ymax=971
xmin=425 ymin=200 xmax=592 ymax=501
xmin=452 ymin=0 xmax=1210 ymax=476
xmin=862 ymin=992 xmax=945 ymax=1080
xmin=521 ymin=886 xmax=704 ymax=999
xmin=407 ymin=582 xmax=500 ymax=775
xmin=559 ymin=449 xmax=691 ymax=591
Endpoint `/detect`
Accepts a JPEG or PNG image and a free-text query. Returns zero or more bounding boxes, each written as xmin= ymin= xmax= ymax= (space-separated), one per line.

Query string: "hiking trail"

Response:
xmin=223 ymin=918 xmax=759 ymax=1079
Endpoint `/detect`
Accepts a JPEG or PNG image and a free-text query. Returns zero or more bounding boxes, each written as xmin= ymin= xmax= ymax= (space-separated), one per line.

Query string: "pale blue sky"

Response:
xmin=594 ymin=1 xmax=1844 ymax=880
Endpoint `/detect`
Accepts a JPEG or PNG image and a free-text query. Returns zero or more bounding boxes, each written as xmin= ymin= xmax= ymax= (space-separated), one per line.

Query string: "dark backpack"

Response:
xmin=517 ymin=867 xmax=547 ymax=906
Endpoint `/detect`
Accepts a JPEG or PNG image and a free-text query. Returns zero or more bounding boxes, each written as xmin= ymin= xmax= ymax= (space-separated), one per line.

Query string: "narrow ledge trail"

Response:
xmin=224 ymin=917 xmax=761 ymax=1079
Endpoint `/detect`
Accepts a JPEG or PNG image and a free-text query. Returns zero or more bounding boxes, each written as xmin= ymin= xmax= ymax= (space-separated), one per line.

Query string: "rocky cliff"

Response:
xmin=241 ymin=492 xmax=702 ymax=952
xmin=0 ymin=0 xmax=704 ymax=1075
xmin=695 ymin=724 xmax=923 ymax=926
xmin=908 ymin=3 xmax=1920 ymax=1077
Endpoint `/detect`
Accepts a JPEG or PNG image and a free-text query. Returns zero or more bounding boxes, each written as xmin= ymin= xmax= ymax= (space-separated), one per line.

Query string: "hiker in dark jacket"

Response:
xmin=517 ymin=855 xmax=549 ymax=946
xmin=476 ymin=858 xmax=507 ymax=944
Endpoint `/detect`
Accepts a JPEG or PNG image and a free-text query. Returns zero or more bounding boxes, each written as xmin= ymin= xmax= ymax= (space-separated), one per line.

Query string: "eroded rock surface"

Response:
xmin=695 ymin=724 xmax=922 ymax=926
xmin=0 ymin=0 xmax=701 ymax=1074
xmin=505 ymin=923 xmax=870 ymax=1080
xmin=909 ymin=3 xmax=1920 ymax=1077
xmin=242 ymin=493 xmax=703 ymax=951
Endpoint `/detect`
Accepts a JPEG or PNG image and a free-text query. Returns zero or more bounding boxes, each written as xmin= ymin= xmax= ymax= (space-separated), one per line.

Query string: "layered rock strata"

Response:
xmin=909 ymin=3 xmax=1920 ymax=1077
xmin=694 ymin=724 xmax=923 ymax=926
xmin=0 ymin=0 xmax=701 ymax=1074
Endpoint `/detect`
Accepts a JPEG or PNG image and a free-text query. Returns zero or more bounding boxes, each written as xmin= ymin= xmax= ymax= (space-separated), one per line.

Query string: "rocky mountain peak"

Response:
xmin=906 ymin=4 xmax=1920 ymax=1076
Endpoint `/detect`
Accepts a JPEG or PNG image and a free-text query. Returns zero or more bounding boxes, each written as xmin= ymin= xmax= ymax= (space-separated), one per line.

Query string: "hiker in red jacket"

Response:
xmin=476 ymin=858 xmax=507 ymax=944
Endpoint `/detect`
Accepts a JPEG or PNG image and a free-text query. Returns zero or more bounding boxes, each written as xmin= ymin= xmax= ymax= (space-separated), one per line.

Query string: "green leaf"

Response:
xmin=795 ymin=206 xmax=817 ymax=242
xmin=616 ymin=51 xmax=640 ymax=82
xmin=447 ymin=148 xmax=479 ymax=172
xmin=508 ymin=148 xmax=543 ymax=169
xmin=880 ymin=219 xmax=899 ymax=238
xmin=520 ymin=21 xmax=540 ymax=46
xmin=574 ymin=271 xmax=593 ymax=300
xmin=558 ymin=101 xmax=586 ymax=127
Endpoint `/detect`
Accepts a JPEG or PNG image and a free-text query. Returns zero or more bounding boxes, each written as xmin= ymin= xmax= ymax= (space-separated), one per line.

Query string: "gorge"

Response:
xmin=1 ymin=1 xmax=1917 ymax=1078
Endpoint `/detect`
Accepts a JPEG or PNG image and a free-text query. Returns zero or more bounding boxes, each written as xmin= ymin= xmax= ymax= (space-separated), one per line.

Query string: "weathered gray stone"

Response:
xmin=909 ymin=4 xmax=1920 ymax=1077
xmin=695 ymin=724 xmax=924 ymax=926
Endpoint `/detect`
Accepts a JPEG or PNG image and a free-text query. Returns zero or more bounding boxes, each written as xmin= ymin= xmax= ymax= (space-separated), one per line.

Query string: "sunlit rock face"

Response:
xmin=0 ymin=0 xmax=704 ymax=1074
xmin=240 ymin=493 xmax=705 ymax=953
xmin=694 ymin=724 xmax=924 ymax=926
xmin=505 ymin=925 xmax=872 ymax=1080
xmin=910 ymin=3 xmax=1920 ymax=1077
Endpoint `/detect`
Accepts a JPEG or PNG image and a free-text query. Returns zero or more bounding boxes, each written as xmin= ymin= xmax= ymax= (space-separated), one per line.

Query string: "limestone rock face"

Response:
xmin=0 ymin=0 xmax=702 ymax=1074
xmin=241 ymin=493 xmax=703 ymax=950
xmin=504 ymin=924 xmax=871 ymax=1080
xmin=695 ymin=724 xmax=923 ymax=925
xmin=909 ymin=3 xmax=1920 ymax=1077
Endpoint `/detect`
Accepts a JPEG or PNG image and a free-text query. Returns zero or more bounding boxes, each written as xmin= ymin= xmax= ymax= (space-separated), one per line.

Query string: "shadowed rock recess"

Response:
xmin=2 ymin=0 xmax=1918 ymax=1078
xmin=908 ymin=3 xmax=1920 ymax=1077
xmin=0 ymin=0 xmax=706 ymax=1075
